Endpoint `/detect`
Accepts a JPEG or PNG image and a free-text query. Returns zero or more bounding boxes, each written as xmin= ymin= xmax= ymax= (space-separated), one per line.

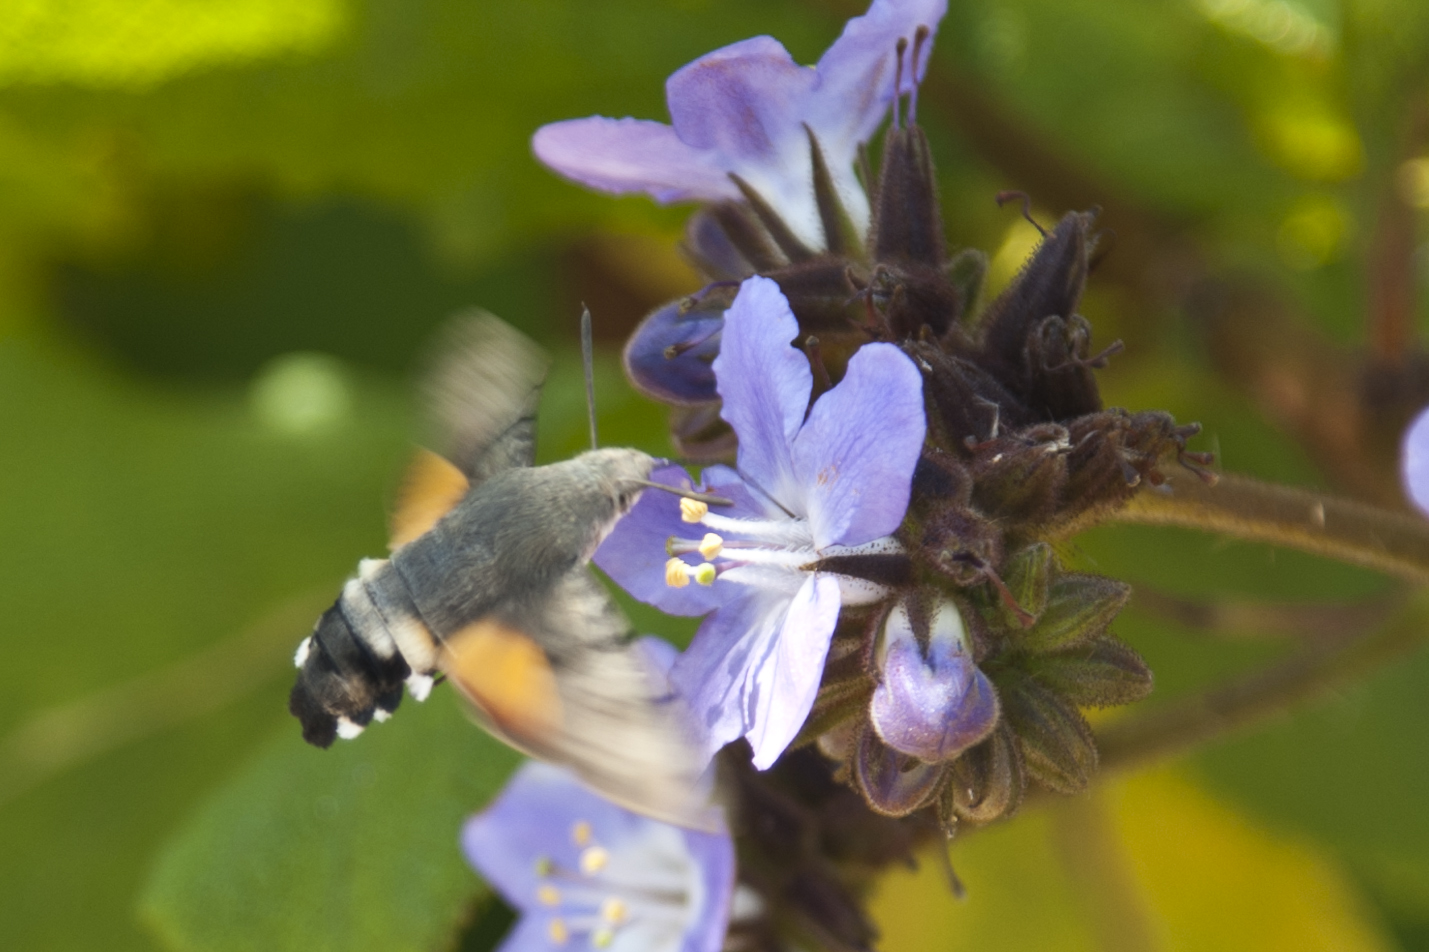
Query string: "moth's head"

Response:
xmin=576 ymin=447 xmax=656 ymax=517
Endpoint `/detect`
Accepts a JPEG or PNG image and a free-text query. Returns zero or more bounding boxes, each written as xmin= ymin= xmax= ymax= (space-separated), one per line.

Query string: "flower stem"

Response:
xmin=1105 ymin=472 xmax=1429 ymax=584
xmin=1094 ymin=588 xmax=1429 ymax=774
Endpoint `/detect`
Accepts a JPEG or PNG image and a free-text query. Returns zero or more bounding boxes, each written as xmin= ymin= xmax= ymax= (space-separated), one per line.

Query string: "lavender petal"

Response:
xmin=532 ymin=117 xmax=740 ymax=204
xmin=810 ymin=0 xmax=947 ymax=150
xmin=746 ymin=573 xmax=842 ymax=769
xmin=665 ymin=36 xmax=815 ymax=160
xmin=1402 ymin=405 xmax=1429 ymax=517
xmin=593 ymin=464 xmax=724 ymax=616
xmin=680 ymin=827 xmax=739 ymax=952
xmin=672 ymin=588 xmax=793 ymax=764
xmin=791 ymin=342 xmax=925 ymax=549
xmin=713 ymin=276 xmax=811 ymax=512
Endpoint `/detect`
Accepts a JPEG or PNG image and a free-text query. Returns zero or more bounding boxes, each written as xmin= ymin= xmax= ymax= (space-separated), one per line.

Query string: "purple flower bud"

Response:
xmin=870 ymin=600 xmax=999 ymax=762
xmin=624 ymin=294 xmax=727 ymax=406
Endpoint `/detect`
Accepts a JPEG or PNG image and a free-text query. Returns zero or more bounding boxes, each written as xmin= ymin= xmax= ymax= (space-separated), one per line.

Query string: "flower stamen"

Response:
xmin=698 ymin=532 xmax=723 ymax=559
xmin=580 ymin=846 xmax=610 ymax=875
xmin=665 ymin=558 xmax=692 ymax=588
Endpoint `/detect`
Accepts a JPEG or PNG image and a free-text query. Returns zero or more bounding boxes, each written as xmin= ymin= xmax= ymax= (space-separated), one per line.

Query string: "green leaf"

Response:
xmin=141 ymin=692 xmax=521 ymax=952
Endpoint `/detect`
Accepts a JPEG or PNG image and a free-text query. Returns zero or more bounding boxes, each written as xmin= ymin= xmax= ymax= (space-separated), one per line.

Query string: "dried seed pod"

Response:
xmin=941 ymin=721 xmax=1026 ymax=826
xmin=668 ymin=403 xmax=737 ymax=461
xmin=975 ymin=210 xmax=1097 ymax=412
xmin=853 ymin=725 xmax=946 ymax=817
xmin=967 ymin=426 xmax=1071 ymax=531
xmin=871 ymin=125 xmax=944 ymax=269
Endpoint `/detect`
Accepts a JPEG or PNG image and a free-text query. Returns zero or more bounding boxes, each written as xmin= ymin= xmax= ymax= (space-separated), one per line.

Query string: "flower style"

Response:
xmin=1403 ymin=405 xmax=1429 ymax=517
xmin=869 ymin=599 xmax=998 ymax=762
xmin=595 ymin=275 xmax=926 ymax=769
xmin=463 ymin=761 xmax=736 ymax=952
xmin=532 ymin=0 xmax=947 ymax=249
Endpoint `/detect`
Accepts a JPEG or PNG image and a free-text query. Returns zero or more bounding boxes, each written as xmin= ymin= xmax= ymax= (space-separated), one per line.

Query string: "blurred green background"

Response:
xmin=3 ymin=0 xmax=1429 ymax=949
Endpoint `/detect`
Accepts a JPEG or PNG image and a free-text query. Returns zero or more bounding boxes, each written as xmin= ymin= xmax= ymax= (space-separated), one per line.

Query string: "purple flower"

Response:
xmin=869 ymin=599 xmax=998 ymax=762
xmin=532 ymin=0 xmax=947 ymax=249
xmin=1403 ymin=405 xmax=1429 ymax=517
xmin=462 ymin=761 xmax=736 ymax=952
xmin=595 ymin=276 xmax=926 ymax=769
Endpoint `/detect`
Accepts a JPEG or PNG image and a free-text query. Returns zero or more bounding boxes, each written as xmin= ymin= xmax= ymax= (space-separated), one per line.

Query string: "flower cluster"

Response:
xmin=470 ymin=0 xmax=1216 ymax=948
xmin=554 ymin=0 xmax=1206 ymax=820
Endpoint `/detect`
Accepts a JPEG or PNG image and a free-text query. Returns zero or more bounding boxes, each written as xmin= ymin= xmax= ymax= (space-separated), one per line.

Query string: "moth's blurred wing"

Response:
xmin=441 ymin=571 xmax=711 ymax=829
xmin=389 ymin=449 xmax=471 ymax=549
xmin=390 ymin=312 xmax=548 ymax=548
xmin=421 ymin=310 xmax=548 ymax=483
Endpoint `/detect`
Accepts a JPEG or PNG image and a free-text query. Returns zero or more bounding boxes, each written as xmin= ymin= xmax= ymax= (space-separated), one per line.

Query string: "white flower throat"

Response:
xmin=664 ymin=498 xmax=898 ymax=604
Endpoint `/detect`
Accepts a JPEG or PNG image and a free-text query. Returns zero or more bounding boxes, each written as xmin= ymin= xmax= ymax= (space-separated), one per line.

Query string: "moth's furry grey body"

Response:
xmin=390 ymin=450 xmax=646 ymax=640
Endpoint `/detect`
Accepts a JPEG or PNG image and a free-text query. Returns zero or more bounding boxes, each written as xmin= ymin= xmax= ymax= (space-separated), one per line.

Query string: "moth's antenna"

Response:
xmin=581 ymin=304 xmax=599 ymax=450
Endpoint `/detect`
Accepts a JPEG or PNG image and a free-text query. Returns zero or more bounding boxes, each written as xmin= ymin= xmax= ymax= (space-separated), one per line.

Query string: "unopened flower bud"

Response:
xmin=869 ymin=601 xmax=999 ymax=763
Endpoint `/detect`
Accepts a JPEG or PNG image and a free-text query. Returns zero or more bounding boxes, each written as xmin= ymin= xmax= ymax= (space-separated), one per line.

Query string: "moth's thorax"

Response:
xmin=387 ymin=448 xmax=653 ymax=630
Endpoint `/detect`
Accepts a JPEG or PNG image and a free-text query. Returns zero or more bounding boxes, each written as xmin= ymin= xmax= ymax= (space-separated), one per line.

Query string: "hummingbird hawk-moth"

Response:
xmin=288 ymin=314 xmax=707 ymax=824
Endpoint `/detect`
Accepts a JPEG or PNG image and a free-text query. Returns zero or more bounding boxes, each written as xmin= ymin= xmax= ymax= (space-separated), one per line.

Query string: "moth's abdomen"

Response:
xmin=289 ymin=558 xmax=440 ymax=747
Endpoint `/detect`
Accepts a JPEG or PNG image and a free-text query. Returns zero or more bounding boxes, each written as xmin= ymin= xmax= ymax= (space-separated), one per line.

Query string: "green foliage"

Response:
xmin=141 ymin=694 xmax=520 ymax=952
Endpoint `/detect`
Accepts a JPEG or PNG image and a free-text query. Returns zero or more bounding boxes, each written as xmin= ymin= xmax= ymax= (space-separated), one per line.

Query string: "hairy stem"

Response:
xmin=1094 ymin=589 xmax=1429 ymax=774
xmin=1062 ymin=472 xmax=1429 ymax=775
xmin=1107 ymin=472 xmax=1429 ymax=584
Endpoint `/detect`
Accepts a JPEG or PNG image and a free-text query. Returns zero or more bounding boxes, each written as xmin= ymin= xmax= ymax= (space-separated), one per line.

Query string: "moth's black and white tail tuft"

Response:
xmin=289 ymin=604 xmax=411 ymax=747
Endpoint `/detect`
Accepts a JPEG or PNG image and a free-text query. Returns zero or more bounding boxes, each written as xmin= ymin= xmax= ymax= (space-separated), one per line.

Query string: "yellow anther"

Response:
xmin=580 ymin=845 xmax=609 ymax=874
xmin=698 ymin=532 xmax=723 ymax=560
xmin=571 ymin=820 xmax=592 ymax=847
xmin=592 ymin=926 xmax=615 ymax=948
xmin=680 ymin=498 xmax=708 ymax=523
xmin=600 ymin=897 xmax=629 ymax=924
xmin=665 ymin=558 xmax=691 ymax=588
xmin=538 ymin=885 xmax=561 ymax=906
xmin=693 ymin=562 xmax=717 ymax=586
xmin=534 ymin=857 xmax=554 ymax=877
xmin=548 ymin=920 xmax=569 ymax=944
